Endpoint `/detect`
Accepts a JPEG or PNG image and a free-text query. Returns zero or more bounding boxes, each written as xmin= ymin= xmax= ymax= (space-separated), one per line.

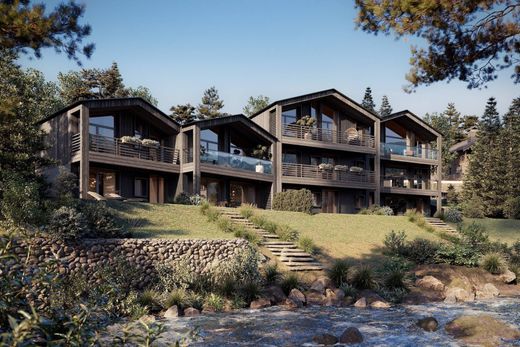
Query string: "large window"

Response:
xmin=282 ymin=152 xmax=298 ymax=164
xmin=200 ymin=129 xmax=218 ymax=152
xmin=282 ymin=107 xmax=299 ymax=125
xmin=89 ymin=115 xmax=114 ymax=138
xmin=385 ymin=127 xmax=406 ymax=145
xmin=134 ymin=178 xmax=148 ymax=198
xmin=321 ymin=106 xmax=334 ymax=130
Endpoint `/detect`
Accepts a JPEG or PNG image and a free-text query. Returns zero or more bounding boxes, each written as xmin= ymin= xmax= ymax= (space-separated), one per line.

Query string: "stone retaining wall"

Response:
xmin=11 ymin=238 xmax=250 ymax=287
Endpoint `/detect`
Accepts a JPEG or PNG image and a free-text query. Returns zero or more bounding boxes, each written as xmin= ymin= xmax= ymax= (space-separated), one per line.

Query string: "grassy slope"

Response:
xmin=256 ymin=209 xmax=440 ymax=265
xmin=461 ymin=218 xmax=520 ymax=245
xmin=109 ymin=202 xmax=232 ymax=239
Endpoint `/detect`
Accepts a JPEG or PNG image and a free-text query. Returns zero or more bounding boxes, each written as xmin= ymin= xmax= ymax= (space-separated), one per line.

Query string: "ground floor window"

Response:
xmin=134 ymin=177 xmax=148 ymax=198
xmin=89 ymin=169 xmax=117 ymax=196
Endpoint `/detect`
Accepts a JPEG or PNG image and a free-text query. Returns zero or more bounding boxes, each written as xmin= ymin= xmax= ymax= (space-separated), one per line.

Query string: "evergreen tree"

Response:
xmin=462 ymin=115 xmax=479 ymax=131
xmin=378 ymin=95 xmax=392 ymax=117
xmin=197 ymin=86 xmax=224 ymax=119
xmin=463 ymin=97 xmax=506 ymax=217
xmin=361 ymin=87 xmax=376 ymax=112
xmin=170 ymin=104 xmax=196 ymax=124
xmin=99 ymin=62 xmax=127 ymax=98
xmin=499 ymin=97 xmax=520 ymax=212
xmin=243 ymin=95 xmax=270 ymax=117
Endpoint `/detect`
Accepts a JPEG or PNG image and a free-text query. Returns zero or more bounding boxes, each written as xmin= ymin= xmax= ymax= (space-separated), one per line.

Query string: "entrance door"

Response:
xmin=149 ymin=176 xmax=164 ymax=203
xmin=322 ymin=190 xmax=336 ymax=213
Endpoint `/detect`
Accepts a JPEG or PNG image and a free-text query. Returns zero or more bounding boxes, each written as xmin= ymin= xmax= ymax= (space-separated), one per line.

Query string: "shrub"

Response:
xmin=352 ymin=266 xmax=377 ymax=290
xmin=217 ymin=217 xmax=234 ymax=233
xmin=204 ymin=293 xmax=225 ymax=312
xmin=53 ymin=166 xmax=78 ymax=205
xmin=186 ymin=292 xmax=204 ymax=310
xmin=435 ymin=243 xmax=480 ymax=267
xmin=359 ymin=205 xmax=393 ymax=216
xmin=504 ymin=197 xmax=520 ymax=219
xmin=205 ymin=207 xmax=221 ymax=222
xmin=444 ymin=208 xmax=463 ymax=224
xmin=81 ymin=202 xmax=129 ymax=238
xmin=405 ymin=209 xmax=418 ymax=222
xmin=280 ymin=273 xmax=300 ymax=295
xmin=46 ymin=206 xmax=88 ymax=241
xmin=0 ymin=175 xmax=45 ymax=226
xmin=189 ymin=194 xmax=205 ymax=206
xmin=199 ymin=201 xmax=210 ymax=215
xmin=378 ymin=288 xmax=408 ymax=304
xmin=138 ymin=290 xmax=162 ymax=312
xmin=339 ymin=284 xmax=357 ymax=298
xmin=263 ymin=263 xmax=281 ymax=284
xmin=327 ymin=260 xmax=351 ymax=287
xmin=156 ymin=257 xmax=206 ymax=292
xmin=240 ymin=282 xmax=261 ymax=303
xmin=459 ymin=222 xmax=489 ymax=252
xmin=174 ymin=192 xmax=192 ymax=205
xmin=239 ymin=204 xmax=255 ymax=219
xmin=276 ymin=224 xmax=299 ymax=242
xmin=406 ymin=238 xmax=440 ymax=264
xmin=381 ymin=259 xmax=409 ymax=289
xmin=241 ymin=229 xmax=260 ymax=245
xmin=272 ymin=189 xmax=313 ymax=214
xmin=298 ymin=236 xmax=317 ymax=255
xmin=164 ymin=288 xmax=189 ymax=309
xmin=463 ymin=197 xmax=485 ymax=218
xmin=433 ymin=210 xmax=443 ymax=219
xmin=480 ymin=253 xmax=507 ymax=275
xmin=383 ymin=230 xmax=408 ymax=257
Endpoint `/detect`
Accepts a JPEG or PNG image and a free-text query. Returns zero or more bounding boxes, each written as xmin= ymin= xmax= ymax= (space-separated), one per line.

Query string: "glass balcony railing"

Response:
xmin=381 ymin=177 xmax=439 ymax=191
xmin=380 ymin=143 xmax=437 ymax=160
xmin=200 ymin=149 xmax=272 ymax=174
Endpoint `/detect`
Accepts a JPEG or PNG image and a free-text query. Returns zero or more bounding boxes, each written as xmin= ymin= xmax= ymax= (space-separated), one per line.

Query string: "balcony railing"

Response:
xmin=71 ymin=133 xmax=179 ymax=165
xmin=380 ymin=143 xmax=437 ymax=160
xmin=201 ymin=149 xmax=272 ymax=174
xmin=381 ymin=177 xmax=439 ymax=191
xmin=282 ymin=163 xmax=376 ymax=185
xmin=282 ymin=123 xmax=375 ymax=149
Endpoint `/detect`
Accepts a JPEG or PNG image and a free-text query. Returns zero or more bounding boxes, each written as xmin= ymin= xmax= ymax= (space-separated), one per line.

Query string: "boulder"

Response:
xmin=310 ymin=276 xmax=331 ymax=293
xmin=312 ymin=333 xmax=338 ymax=345
xmin=353 ymin=297 xmax=367 ymax=308
xmin=183 ymin=307 xmax=200 ymax=317
xmin=446 ymin=315 xmax=520 ymax=347
xmin=475 ymin=283 xmax=500 ymax=300
xmin=324 ymin=288 xmax=342 ymax=306
xmin=306 ymin=291 xmax=326 ymax=305
xmin=263 ymin=285 xmax=287 ymax=304
xmin=163 ymin=305 xmax=179 ymax=318
xmin=370 ymin=300 xmax=391 ymax=309
xmin=417 ymin=317 xmax=439 ymax=332
xmin=283 ymin=298 xmax=302 ymax=309
xmin=444 ymin=287 xmax=475 ymax=303
xmin=339 ymin=327 xmax=363 ymax=344
xmin=499 ymin=269 xmax=517 ymax=284
xmin=288 ymin=288 xmax=306 ymax=305
xmin=416 ymin=275 xmax=445 ymax=292
xmin=250 ymin=298 xmax=271 ymax=309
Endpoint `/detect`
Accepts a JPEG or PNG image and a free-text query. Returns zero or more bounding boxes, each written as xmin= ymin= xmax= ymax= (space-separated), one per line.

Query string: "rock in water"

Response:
xmin=446 ymin=315 xmax=520 ymax=346
xmin=499 ymin=269 xmax=516 ymax=284
xmin=250 ymin=298 xmax=271 ymax=309
xmin=164 ymin=305 xmax=179 ymax=318
xmin=339 ymin=327 xmax=363 ymax=344
xmin=444 ymin=287 xmax=475 ymax=303
xmin=475 ymin=283 xmax=500 ymax=300
xmin=183 ymin=307 xmax=200 ymax=317
xmin=417 ymin=317 xmax=439 ymax=332
xmin=415 ymin=275 xmax=445 ymax=291
xmin=288 ymin=288 xmax=306 ymax=305
xmin=354 ymin=297 xmax=367 ymax=308
xmin=312 ymin=333 xmax=338 ymax=345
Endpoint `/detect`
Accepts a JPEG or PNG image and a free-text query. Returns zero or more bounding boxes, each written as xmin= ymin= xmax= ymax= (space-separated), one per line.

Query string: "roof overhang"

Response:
xmin=382 ymin=110 xmax=441 ymax=140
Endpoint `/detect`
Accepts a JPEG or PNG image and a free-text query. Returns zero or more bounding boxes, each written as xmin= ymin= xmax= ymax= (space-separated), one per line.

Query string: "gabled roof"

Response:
xmin=183 ymin=114 xmax=278 ymax=143
xmin=382 ymin=110 xmax=442 ymax=138
xmin=450 ymin=137 xmax=477 ymax=153
xmin=39 ymin=97 xmax=180 ymax=132
xmin=249 ymin=88 xmax=380 ymax=122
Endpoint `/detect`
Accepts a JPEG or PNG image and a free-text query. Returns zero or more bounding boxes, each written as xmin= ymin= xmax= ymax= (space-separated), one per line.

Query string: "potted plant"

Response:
xmin=120 ymin=136 xmax=142 ymax=145
xmin=318 ymin=163 xmax=334 ymax=171
xmin=350 ymin=166 xmax=364 ymax=173
xmin=141 ymin=138 xmax=160 ymax=148
xmin=296 ymin=115 xmax=317 ymax=140
xmin=334 ymin=165 xmax=348 ymax=171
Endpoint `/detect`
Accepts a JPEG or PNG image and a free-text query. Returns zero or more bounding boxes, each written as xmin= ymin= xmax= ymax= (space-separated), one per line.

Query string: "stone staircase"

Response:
xmin=219 ymin=209 xmax=323 ymax=272
xmin=424 ymin=217 xmax=459 ymax=236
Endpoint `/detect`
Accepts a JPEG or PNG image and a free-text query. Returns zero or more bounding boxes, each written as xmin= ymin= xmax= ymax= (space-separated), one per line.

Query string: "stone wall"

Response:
xmin=11 ymin=238 xmax=251 ymax=287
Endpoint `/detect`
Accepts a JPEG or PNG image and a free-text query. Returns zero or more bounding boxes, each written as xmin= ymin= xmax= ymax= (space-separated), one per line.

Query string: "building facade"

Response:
xmin=40 ymin=89 xmax=442 ymax=215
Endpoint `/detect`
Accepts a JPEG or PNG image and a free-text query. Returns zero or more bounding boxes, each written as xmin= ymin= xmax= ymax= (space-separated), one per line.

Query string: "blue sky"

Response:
xmin=20 ymin=0 xmax=518 ymax=117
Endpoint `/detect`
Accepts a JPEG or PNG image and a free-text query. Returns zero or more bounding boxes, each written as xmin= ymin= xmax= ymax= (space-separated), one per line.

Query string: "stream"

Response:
xmin=155 ymin=298 xmax=520 ymax=346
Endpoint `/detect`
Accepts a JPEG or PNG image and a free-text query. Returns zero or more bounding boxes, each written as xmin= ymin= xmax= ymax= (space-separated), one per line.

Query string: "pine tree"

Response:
xmin=100 ymin=62 xmax=127 ymax=98
xmin=170 ymin=104 xmax=196 ymax=124
xmin=378 ymin=95 xmax=392 ymax=117
xmin=197 ymin=86 xmax=224 ymax=119
xmin=243 ymin=95 xmax=270 ymax=117
xmin=361 ymin=87 xmax=376 ymax=112
xmin=499 ymin=97 xmax=520 ymax=214
xmin=463 ymin=97 xmax=506 ymax=217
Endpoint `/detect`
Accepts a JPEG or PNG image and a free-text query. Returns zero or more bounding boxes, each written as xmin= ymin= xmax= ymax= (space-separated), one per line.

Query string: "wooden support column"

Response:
xmin=436 ymin=136 xmax=443 ymax=212
xmin=274 ymin=105 xmax=283 ymax=194
xmin=192 ymin=126 xmax=201 ymax=195
xmin=78 ymin=105 xmax=89 ymax=199
xmin=374 ymin=119 xmax=381 ymax=205
xmin=175 ymin=131 xmax=185 ymax=196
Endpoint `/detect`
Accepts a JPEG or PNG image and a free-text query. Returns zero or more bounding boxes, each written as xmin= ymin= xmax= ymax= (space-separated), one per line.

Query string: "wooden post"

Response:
xmin=175 ymin=131 xmax=185 ymax=197
xmin=192 ymin=126 xmax=201 ymax=195
xmin=274 ymin=105 xmax=283 ymax=194
xmin=374 ymin=118 xmax=381 ymax=205
xmin=436 ymin=136 xmax=442 ymax=212
xmin=78 ymin=105 xmax=89 ymax=199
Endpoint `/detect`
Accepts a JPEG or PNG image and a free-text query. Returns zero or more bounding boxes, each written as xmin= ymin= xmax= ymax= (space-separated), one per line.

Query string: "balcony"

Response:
xmin=282 ymin=123 xmax=376 ymax=153
xmin=381 ymin=176 xmax=439 ymax=196
xmin=380 ymin=143 xmax=437 ymax=163
xmin=200 ymin=149 xmax=273 ymax=180
xmin=282 ymin=163 xmax=376 ymax=189
xmin=71 ymin=133 xmax=180 ymax=172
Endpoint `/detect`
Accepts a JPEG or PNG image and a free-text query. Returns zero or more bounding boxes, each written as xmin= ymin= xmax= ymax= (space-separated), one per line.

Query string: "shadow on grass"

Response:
xmin=132 ymin=229 xmax=190 ymax=239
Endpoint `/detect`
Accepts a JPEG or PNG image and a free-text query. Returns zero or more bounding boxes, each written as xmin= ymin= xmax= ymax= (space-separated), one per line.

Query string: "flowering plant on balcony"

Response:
xmin=350 ymin=166 xmax=364 ymax=173
xmin=296 ymin=115 xmax=317 ymax=127
xmin=120 ymin=136 xmax=142 ymax=145
xmin=251 ymin=144 xmax=272 ymax=160
xmin=334 ymin=165 xmax=348 ymax=171
xmin=318 ymin=163 xmax=334 ymax=171
xmin=141 ymin=138 xmax=160 ymax=148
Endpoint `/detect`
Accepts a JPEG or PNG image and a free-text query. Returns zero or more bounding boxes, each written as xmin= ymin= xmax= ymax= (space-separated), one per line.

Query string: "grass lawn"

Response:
xmin=460 ymin=218 xmax=520 ymax=245
xmin=255 ymin=209 xmax=440 ymax=265
xmin=109 ymin=202 xmax=232 ymax=239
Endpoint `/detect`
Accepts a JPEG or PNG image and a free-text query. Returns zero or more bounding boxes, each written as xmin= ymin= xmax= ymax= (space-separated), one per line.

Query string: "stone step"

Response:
xmin=263 ymin=241 xmax=295 ymax=245
xmin=280 ymin=257 xmax=316 ymax=262
xmin=276 ymin=252 xmax=314 ymax=257
xmin=288 ymin=266 xmax=324 ymax=271
xmin=284 ymin=262 xmax=323 ymax=269
xmin=270 ymin=249 xmax=309 ymax=255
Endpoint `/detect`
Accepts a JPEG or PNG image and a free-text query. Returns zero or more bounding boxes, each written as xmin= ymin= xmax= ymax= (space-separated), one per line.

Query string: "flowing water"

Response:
xmin=156 ymin=299 xmax=520 ymax=346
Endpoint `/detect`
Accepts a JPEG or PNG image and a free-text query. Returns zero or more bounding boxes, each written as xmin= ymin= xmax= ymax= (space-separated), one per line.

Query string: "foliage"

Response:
xmin=52 ymin=167 xmax=78 ymax=205
xmin=156 ymin=257 xmax=200 ymax=292
xmin=205 ymin=207 xmax=221 ymax=222
xmin=250 ymin=214 xmax=278 ymax=234
xmin=405 ymin=238 xmax=440 ymax=264
xmin=186 ymin=292 xmax=204 ymax=311
xmin=164 ymin=288 xmax=189 ymax=310
xmin=204 ymin=293 xmax=225 ymax=312
xmin=251 ymin=144 xmax=272 ymax=160
xmin=355 ymin=1 xmax=520 ymax=90
xmin=459 ymin=222 xmax=489 ymax=253
xmin=81 ymin=201 xmax=129 ymax=238
xmin=378 ymin=95 xmax=393 ymax=117
xmin=352 ymin=266 xmax=377 ymax=290
xmin=383 ymin=230 xmax=408 ymax=257
xmin=463 ymin=196 xmax=486 ymax=218
xmin=263 ymin=263 xmax=282 ymax=285
xmin=298 ymin=236 xmax=317 ymax=255
xmin=0 ymin=0 xmax=94 ymax=63
xmin=381 ymin=258 xmax=409 ymax=289
xmin=275 ymin=224 xmax=299 ymax=242
xmin=137 ymin=290 xmax=162 ymax=312
xmin=339 ymin=284 xmax=357 ymax=298
xmin=0 ymin=174 xmax=45 ymax=226
xmin=327 ymin=260 xmax=351 ymax=287
xmin=446 ymin=185 xmax=460 ymax=206
xmin=359 ymin=204 xmax=394 ymax=216
xmin=243 ymin=95 xmax=270 ymax=117
xmin=296 ymin=115 xmax=317 ymax=127
xmin=46 ymin=206 xmax=88 ymax=241
xmin=240 ymin=282 xmax=261 ymax=303
xmin=480 ymin=252 xmax=507 ymax=275
xmin=361 ymin=87 xmax=376 ymax=112
xmin=280 ymin=273 xmax=300 ymax=295
xmin=272 ymin=189 xmax=313 ymax=214
xmin=378 ymin=288 xmax=408 ymax=304
xmin=197 ymin=86 xmax=224 ymax=119
xmin=504 ymin=196 xmax=520 ymax=219
xmin=239 ymin=204 xmax=255 ymax=219
xmin=444 ymin=208 xmax=463 ymax=224
xmin=435 ymin=243 xmax=481 ymax=267
xmin=170 ymin=103 xmax=196 ymax=124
